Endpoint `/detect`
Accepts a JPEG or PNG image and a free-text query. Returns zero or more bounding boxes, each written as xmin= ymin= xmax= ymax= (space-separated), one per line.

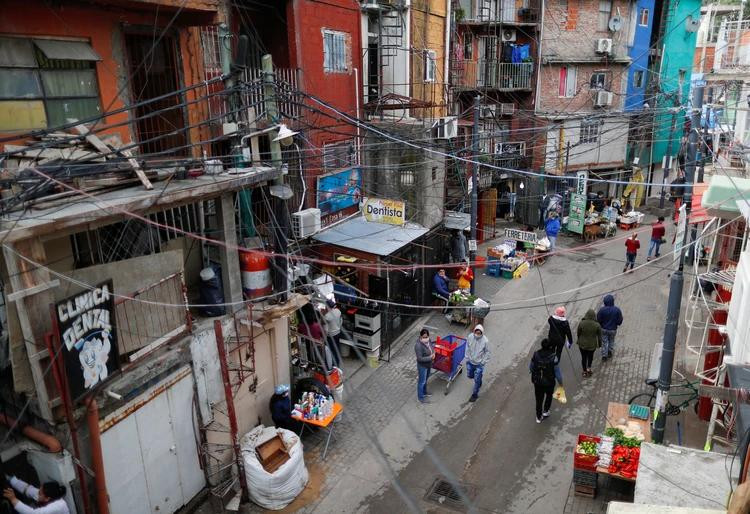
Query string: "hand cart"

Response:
xmin=432 ymin=335 xmax=467 ymax=394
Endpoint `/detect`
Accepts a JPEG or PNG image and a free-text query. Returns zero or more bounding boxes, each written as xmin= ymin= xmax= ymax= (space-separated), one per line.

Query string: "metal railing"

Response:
xmin=456 ymin=1 xmax=539 ymax=24
xmin=714 ymin=20 xmax=750 ymax=70
xmin=115 ymin=271 xmax=190 ymax=358
xmin=452 ymin=61 xmax=533 ymax=90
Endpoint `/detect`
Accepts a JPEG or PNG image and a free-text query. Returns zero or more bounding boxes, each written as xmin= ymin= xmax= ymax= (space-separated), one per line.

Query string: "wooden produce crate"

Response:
xmin=256 ymin=434 xmax=290 ymax=473
xmin=574 ymin=484 xmax=596 ymax=498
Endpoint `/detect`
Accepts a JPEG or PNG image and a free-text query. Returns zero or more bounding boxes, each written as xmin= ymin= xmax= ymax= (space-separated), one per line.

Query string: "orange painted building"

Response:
xmin=0 ymin=0 xmax=226 ymax=157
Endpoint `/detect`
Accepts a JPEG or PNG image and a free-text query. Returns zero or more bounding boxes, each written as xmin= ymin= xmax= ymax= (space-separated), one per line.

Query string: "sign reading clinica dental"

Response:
xmin=363 ymin=197 xmax=406 ymax=226
xmin=55 ymin=280 xmax=119 ymax=402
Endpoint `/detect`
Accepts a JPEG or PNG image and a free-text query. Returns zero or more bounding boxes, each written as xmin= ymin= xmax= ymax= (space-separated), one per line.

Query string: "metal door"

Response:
xmin=167 ymin=373 xmax=206 ymax=503
xmin=136 ymin=390 xmax=183 ymax=513
xmin=101 ymin=415 xmax=151 ymax=514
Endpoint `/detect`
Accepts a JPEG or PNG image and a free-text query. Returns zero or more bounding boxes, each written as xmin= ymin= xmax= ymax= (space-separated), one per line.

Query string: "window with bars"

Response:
xmin=322 ymin=139 xmax=355 ymax=171
xmin=323 ymin=30 xmax=349 ymax=73
xmin=424 ymin=50 xmax=437 ymax=82
xmin=579 ymin=119 xmax=602 ymax=144
xmin=590 ymin=72 xmax=607 ymax=90
xmin=0 ymin=36 xmax=103 ymax=131
xmin=633 ymin=70 xmax=645 ymax=88
xmin=463 ymin=33 xmax=473 ymax=60
xmin=70 ymin=203 xmax=201 ymax=267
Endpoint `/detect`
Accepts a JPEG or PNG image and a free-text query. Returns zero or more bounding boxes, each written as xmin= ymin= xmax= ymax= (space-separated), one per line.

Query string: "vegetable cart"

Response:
xmin=431 ymin=335 xmax=467 ymax=394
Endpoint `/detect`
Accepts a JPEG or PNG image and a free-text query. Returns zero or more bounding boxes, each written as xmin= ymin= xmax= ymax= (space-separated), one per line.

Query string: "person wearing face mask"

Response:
xmin=3 ymin=476 xmax=69 ymax=514
xmin=415 ymin=328 xmax=435 ymax=403
xmin=466 ymin=324 xmax=490 ymax=402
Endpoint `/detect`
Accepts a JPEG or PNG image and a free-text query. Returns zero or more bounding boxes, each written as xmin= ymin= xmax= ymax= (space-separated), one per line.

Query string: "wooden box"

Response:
xmin=256 ymin=435 xmax=289 ymax=473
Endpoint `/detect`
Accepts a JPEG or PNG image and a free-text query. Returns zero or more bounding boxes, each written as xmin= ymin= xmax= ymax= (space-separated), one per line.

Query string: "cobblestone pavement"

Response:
xmin=230 ymin=219 xmax=701 ymax=514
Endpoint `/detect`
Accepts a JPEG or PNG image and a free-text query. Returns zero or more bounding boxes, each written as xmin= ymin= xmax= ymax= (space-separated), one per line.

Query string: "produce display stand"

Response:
xmin=293 ymin=402 xmax=343 ymax=460
xmin=431 ymin=335 xmax=467 ymax=394
xmin=596 ymin=402 xmax=651 ymax=482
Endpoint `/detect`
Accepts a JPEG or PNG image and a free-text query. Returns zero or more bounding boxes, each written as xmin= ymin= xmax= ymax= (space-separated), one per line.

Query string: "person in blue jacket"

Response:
xmin=545 ymin=212 xmax=562 ymax=252
xmin=432 ymin=269 xmax=451 ymax=314
xmin=269 ymin=384 xmax=302 ymax=433
xmin=597 ymin=294 xmax=624 ymax=361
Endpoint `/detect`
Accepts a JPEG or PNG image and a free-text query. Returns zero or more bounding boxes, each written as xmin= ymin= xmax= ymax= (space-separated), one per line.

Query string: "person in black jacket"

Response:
xmin=529 ymin=338 xmax=557 ymax=423
xmin=269 ymin=384 xmax=302 ymax=433
xmin=547 ymin=306 xmax=573 ymax=363
xmin=415 ymin=328 xmax=435 ymax=403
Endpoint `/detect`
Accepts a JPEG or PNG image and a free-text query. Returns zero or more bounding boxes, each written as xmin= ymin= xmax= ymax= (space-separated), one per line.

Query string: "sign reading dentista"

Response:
xmin=363 ymin=197 xmax=406 ymax=226
xmin=55 ymin=280 xmax=119 ymax=402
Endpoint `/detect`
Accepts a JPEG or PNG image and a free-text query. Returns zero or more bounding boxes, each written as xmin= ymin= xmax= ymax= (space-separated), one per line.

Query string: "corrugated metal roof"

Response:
xmin=312 ymin=216 xmax=428 ymax=256
xmin=33 ymin=39 xmax=101 ymax=61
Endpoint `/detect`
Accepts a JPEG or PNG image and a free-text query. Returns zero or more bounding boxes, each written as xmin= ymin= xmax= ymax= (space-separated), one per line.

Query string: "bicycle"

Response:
xmin=628 ymin=375 xmax=701 ymax=416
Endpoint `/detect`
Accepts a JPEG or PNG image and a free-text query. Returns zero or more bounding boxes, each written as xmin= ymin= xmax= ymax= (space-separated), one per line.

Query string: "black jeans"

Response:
xmin=580 ymin=348 xmax=594 ymax=371
xmin=327 ymin=334 xmax=341 ymax=367
xmin=534 ymin=383 xmax=555 ymax=419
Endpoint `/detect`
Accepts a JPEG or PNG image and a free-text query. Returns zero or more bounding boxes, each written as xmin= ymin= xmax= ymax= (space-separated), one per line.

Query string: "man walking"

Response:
xmin=545 ymin=212 xmax=561 ymax=252
xmin=646 ymin=216 xmax=666 ymax=261
xmin=623 ymin=233 xmax=640 ymax=273
xmin=466 ymin=324 xmax=490 ymax=402
xmin=597 ymin=294 xmax=623 ymax=361
xmin=451 ymin=230 xmax=468 ymax=263
xmin=529 ymin=338 xmax=557 ymax=423
xmin=432 ymin=268 xmax=451 ymax=314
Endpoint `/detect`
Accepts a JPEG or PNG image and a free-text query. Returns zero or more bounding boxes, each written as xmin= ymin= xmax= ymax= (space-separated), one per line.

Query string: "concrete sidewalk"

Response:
xmin=234 ymin=219 xmax=705 ymax=514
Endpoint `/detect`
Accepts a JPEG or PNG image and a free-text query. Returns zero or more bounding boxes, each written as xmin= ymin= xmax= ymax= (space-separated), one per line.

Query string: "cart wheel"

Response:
xmin=444 ymin=383 xmax=451 ymax=395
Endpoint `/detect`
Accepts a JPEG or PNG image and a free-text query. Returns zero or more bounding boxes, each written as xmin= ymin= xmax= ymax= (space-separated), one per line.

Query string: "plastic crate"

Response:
xmin=573 ymin=469 xmax=598 ymax=487
xmin=486 ymin=266 xmax=502 ymax=278
xmin=434 ymin=336 xmax=467 ymax=375
xmin=573 ymin=434 xmax=601 ymax=471
xmin=501 ymin=269 xmax=514 ymax=279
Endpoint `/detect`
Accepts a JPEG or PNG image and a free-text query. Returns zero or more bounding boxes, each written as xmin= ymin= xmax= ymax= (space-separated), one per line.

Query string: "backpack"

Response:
xmin=531 ymin=351 xmax=556 ymax=387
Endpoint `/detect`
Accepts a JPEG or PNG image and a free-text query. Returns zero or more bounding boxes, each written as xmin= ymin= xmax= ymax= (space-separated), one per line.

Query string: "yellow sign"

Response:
xmin=363 ymin=198 xmax=405 ymax=226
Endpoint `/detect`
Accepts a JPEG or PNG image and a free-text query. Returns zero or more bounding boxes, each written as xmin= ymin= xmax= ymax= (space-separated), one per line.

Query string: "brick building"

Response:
xmin=536 ymin=0 xmax=634 ymax=197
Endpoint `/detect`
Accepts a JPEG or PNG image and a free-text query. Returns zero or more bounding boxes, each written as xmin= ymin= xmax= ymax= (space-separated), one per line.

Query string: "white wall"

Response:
xmin=544 ymin=116 xmax=629 ymax=172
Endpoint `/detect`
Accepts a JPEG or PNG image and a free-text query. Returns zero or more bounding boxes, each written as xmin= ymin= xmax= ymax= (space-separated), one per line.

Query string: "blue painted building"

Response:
xmin=625 ymin=0 xmax=656 ymax=111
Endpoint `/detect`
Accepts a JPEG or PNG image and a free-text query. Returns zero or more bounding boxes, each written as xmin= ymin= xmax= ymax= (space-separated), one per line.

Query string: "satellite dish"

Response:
xmin=609 ymin=16 xmax=623 ymax=32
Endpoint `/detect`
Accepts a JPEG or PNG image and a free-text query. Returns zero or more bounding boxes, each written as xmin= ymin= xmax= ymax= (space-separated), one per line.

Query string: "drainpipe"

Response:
xmin=0 ymin=413 xmax=62 ymax=453
xmin=86 ymin=398 xmax=109 ymax=514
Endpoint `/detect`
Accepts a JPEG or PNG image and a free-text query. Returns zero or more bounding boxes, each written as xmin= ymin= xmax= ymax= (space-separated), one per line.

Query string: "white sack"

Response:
xmin=241 ymin=425 xmax=309 ymax=510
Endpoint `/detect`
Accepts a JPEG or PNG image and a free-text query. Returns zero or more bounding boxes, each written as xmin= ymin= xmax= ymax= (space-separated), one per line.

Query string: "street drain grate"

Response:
xmin=425 ymin=478 xmax=468 ymax=510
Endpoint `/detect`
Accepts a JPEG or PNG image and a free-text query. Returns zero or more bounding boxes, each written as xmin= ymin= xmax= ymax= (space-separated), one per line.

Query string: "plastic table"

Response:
xmin=292 ymin=402 xmax=343 ymax=460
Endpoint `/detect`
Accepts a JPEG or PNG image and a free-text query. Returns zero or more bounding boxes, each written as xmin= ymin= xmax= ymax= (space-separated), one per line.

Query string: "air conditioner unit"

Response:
xmin=435 ymin=116 xmax=458 ymax=139
xmin=500 ymin=103 xmax=516 ymax=116
xmin=291 ymin=208 xmax=322 ymax=238
xmin=480 ymin=105 xmax=496 ymax=118
xmin=501 ymin=29 xmax=517 ymax=42
xmin=596 ymin=38 xmax=613 ymax=54
xmin=595 ymin=90 xmax=614 ymax=107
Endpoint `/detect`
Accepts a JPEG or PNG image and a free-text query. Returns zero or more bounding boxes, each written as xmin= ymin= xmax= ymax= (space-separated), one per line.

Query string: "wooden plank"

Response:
xmin=6 ymin=279 xmax=60 ymax=302
xmin=119 ymin=149 xmax=153 ymax=190
xmin=69 ymin=120 xmax=154 ymax=190
xmin=2 ymin=240 xmax=56 ymax=420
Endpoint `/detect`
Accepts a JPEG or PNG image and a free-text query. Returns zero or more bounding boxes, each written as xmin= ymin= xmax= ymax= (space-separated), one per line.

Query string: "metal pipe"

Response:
xmin=85 ymin=398 xmax=109 ymax=514
xmin=0 ymin=413 xmax=62 ymax=453
xmin=214 ymin=320 xmax=249 ymax=502
xmin=354 ymin=67 xmax=361 ymax=164
xmin=48 ymin=305 xmax=92 ymax=514
xmin=469 ymin=96 xmax=480 ymax=295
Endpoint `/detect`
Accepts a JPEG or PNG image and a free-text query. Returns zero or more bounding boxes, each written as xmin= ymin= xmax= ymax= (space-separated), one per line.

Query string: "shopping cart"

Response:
xmin=432 ymin=335 xmax=467 ymax=394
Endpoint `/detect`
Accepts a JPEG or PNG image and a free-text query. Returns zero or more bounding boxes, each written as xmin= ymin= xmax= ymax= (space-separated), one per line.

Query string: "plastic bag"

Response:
xmin=241 ymin=425 xmax=309 ymax=510
xmin=553 ymin=385 xmax=567 ymax=404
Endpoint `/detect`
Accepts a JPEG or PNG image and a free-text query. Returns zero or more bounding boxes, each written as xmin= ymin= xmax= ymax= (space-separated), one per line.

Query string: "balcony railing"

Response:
xmin=455 ymin=1 xmax=539 ymax=24
xmin=452 ymin=61 xmax=533 ymax=90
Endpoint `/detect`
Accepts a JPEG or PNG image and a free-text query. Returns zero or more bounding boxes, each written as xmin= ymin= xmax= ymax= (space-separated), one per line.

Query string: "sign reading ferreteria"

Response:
xmin=504 ymin=228 xmax=537 ymax=243
xmin=362 ymin=197 xmax=405 ymax=226
xmin=55 ymin=280 xmax=119 ymax=402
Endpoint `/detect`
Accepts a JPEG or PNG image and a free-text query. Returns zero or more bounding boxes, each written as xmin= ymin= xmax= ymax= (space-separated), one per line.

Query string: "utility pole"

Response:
xmin=263 ymin=54 xmax=291 ymax=303
xmin=653 ymin=86 xmax=704 ymax=444
xmin=699 ymin=87 xmax=713 ymax=184
xmin=469 ymin=96 xmax=480 ymax=295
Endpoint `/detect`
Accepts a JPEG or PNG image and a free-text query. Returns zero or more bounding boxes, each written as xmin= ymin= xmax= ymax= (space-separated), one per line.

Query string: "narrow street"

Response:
xmin=241 ymin=219 xmax=699 ymax=514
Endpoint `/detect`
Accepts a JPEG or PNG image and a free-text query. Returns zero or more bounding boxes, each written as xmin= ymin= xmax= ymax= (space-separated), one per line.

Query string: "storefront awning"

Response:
xmin=312 ymin=216 xmax=428 ymax=257
xmin=701 ymin=175 xmax=750 ymax=219
xmin=689 ymin=182 xmax=710 ymax=224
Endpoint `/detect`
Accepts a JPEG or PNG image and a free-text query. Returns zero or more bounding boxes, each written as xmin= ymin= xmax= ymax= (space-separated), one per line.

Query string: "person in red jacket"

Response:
xmin=646 ymin=216 xmax=666 ymax=261
xmin=624 ymin=233 xmax=640 ymax=273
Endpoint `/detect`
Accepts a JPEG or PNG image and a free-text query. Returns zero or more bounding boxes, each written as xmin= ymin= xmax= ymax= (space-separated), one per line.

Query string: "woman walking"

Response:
xmin=415 ymin=328 xmax=434 ymax=403
xmin=530 ymin=338 xmax=557 ymax=423
xmin=577 ymin=309 xmax=602 ymax=377
xmin=548 ymin=306 xmax=574 ymax=364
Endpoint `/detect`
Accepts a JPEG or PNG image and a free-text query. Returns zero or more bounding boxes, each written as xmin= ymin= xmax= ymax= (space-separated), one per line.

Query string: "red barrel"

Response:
xmin=698 ymin=307 xmax=729 ymax=421
xmin=239 ymin=250 xmax=272 ymax=299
